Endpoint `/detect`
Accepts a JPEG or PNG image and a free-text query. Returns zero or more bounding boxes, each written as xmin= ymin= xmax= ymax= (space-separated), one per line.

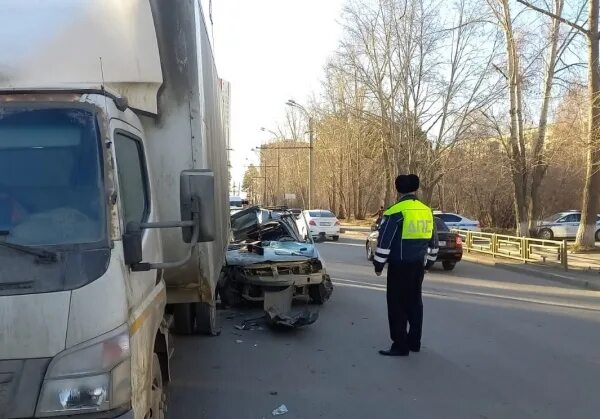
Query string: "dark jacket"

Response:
xmin=374 ymin=195 xmax=438 ymax=271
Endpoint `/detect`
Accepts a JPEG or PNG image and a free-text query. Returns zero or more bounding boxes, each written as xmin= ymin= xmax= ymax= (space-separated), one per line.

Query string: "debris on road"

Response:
xmin=269 ymin=391 xmax=278 ymax=396
xmin=234 ymin=315 xmax=265 ymax=331
xmin=235 ymin=339 xmax=243 ymax=344
xmin=272 ymin=404 xmax=289 ymax=416
xmin=266 ymin=306 xmax=319 ymax=328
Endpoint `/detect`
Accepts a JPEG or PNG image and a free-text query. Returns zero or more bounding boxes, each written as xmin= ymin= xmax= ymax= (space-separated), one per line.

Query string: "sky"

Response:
xmin=200 ymin=0 xmax=345 ymax=192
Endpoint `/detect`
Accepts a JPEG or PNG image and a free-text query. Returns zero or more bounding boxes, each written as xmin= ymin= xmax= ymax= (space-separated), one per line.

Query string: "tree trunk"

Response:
xmin=527 ymin=0 xmax=562 ymax=234
xmin=420 ymin=182 xmax=434 ymax=205
xmin=502 ymin=0 xmax=529 ymax=236
xmin=576 ymin=2 xmax=600 ymax=248
xmin=383 ymin=140 xmax=394 ymax=206
xmin=338 ymin=153 xmax=346 ymax=218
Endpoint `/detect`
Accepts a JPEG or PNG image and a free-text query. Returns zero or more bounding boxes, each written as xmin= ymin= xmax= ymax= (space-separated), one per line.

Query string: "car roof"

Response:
xmin=433 ymin=211 xmax=460 ymax=216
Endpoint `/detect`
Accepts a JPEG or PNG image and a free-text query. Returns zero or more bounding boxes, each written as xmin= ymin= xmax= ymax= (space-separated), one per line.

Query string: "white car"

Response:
xmin=534 ymin=211 xmax=600 ymax=240
xmin=302 ymin=210 xmax=341 ymax=241
xmin=433 ymin=211 xmax=481 ymax=232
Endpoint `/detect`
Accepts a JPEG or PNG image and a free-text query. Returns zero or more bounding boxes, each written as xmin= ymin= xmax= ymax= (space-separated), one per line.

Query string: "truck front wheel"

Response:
xmin=148 ymin=353 xmax=166 ymax=419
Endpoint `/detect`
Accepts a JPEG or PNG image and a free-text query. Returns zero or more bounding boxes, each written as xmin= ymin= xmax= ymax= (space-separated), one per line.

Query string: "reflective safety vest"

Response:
xmin=384 ymin=199 xmax=434 ymax=240
xmin=374 ymin=197 xmax=435 ymax=265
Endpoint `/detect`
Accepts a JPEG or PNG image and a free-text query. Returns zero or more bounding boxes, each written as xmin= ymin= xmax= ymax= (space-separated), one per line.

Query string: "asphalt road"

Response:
xmin=168 ymin=236 xmax=600 ymax=419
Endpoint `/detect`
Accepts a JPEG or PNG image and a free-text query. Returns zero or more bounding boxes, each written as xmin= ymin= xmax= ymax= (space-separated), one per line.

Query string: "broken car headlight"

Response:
xmin=36 ymin=325 xmax=131 ymax=417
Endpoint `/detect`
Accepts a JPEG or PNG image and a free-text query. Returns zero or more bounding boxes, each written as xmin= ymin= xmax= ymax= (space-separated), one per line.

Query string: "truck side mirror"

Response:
xmin=180 ymin=169 xmax=216 ymax=243
xmin=123 ymin=225 xmax=143 ymax=266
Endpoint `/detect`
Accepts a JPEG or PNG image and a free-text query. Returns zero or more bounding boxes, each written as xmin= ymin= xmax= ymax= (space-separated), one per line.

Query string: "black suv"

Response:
xmin=366 ymin=217 xmax=463 ymax=271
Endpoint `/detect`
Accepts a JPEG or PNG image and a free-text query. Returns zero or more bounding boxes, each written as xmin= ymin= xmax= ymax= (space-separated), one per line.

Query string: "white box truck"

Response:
xmin=0 ymin=1 xmax=228 ymax=417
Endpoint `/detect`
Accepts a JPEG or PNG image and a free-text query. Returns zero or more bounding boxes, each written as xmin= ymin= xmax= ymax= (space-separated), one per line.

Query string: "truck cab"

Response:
xmin=0 ymin=92 xmax=167 ymax=417
xmin=0 ymin=1 xmax=229 ymax=417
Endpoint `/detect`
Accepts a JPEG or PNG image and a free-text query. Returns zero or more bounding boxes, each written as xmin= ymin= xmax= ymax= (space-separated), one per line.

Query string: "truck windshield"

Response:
xmin=0 ymin=106 xmax=105 ymax=246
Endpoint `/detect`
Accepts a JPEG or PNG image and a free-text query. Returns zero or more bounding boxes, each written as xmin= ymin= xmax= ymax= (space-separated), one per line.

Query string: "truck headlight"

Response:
xmin=36 ymin=325 xmax=131 ymax=417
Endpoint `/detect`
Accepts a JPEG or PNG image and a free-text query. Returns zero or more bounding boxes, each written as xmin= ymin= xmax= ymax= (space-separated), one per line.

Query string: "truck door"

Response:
xmin=111 ymin=120 xmax=165 ymax=416
xmin=111 ymin=121 xmax=162 ymax=302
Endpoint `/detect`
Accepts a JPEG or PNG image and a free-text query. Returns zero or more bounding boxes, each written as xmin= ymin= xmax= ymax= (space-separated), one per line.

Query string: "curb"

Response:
xmin=462 ymin=254 xmax=600 ymax=291
xmin=340 ymin=230 xmax=369 ymax=238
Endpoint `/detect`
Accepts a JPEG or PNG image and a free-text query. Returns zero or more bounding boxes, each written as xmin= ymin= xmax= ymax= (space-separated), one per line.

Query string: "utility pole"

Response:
xmin=308 ymin=116 xmax=314 ymax=209
xmin=277 ymin=146 xmax=281 ymax=206
xmin=261 ymin=127 xmax=282 ymax=206
xmin=286 ymin=99 xmax=314 ymax=209
xmin=262 ymin=152 xmax=267 ymax=206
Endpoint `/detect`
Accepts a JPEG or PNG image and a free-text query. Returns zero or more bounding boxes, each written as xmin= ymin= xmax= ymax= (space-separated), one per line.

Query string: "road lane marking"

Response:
xmin=332 ymin=278 xmax=600 ymax=312
xmin=332 ymin=277 xmax=384 ymax=286
xmin=333 ymin=281 xmax=386 ymax=292
xmin=322 ymin=242 xmax=364 ymax=247
xmin=428 ymin=287 xmax=600 ymax=312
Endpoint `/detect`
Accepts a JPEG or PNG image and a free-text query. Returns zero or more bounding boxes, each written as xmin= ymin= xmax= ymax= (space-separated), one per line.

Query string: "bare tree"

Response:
xmin=517 ymin=0 xmax=599 ymax=247
xmin=527 ymin=0 xmax=581 ymax=233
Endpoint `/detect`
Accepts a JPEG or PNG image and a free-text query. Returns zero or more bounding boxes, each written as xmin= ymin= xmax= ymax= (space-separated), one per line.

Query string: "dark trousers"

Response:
xmin=386 ymin=261 xmax=425 ymax=351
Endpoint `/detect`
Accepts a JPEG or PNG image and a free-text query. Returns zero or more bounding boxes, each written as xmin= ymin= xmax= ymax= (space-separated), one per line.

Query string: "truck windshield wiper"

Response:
xmin=0 ymin=240 xmax=59 ymax=263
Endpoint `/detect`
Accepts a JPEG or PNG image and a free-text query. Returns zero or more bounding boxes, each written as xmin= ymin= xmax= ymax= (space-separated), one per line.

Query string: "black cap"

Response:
xmin=395 ymin=174 xmax=420 ymax=194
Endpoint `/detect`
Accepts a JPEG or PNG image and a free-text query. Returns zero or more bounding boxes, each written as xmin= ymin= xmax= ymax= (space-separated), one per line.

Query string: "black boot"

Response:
xmin=378 ymin=347 xmax=409 ymax=356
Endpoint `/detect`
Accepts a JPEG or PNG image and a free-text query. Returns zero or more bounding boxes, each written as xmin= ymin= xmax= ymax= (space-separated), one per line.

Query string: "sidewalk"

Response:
xmin=340 ymin=223 xmax=371 ymax=232
xmin=567 ymin=251 xmax=600 ymax=271
xmin=339 ymin=227 xmax=370 ymax=238
xmin=462 ymin=252 xmax=600 ymax=291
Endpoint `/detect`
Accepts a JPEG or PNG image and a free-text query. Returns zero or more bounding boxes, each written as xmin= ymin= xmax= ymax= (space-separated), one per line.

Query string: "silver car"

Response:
xmin=534 ymin=211 xmax=600 ymax=240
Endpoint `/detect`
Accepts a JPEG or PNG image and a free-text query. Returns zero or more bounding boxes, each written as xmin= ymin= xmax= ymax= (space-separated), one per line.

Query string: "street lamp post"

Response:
xmin=286 ymin=99 xmax=314 ymax=209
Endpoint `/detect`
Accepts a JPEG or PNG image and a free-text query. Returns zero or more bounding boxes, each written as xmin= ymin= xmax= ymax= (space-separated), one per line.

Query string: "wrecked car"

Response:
xmin=219 ymin=206 xmax=333 ymax=326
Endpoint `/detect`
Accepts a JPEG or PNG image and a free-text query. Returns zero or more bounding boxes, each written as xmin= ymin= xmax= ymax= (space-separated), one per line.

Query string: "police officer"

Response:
xmin=373 ymin=174 xmax=437 ymax=356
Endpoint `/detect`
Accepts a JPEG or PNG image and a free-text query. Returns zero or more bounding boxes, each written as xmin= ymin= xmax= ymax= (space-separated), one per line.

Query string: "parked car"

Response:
xmin=366 ymin=217 xmax=463 ymax=271
xmin=302 ymin=209 xmax=341 ymax=241
xmin=533 ymin=210 xmax=600 ymax=240
xmin=433 ymin=211 xmax=480 ymax=232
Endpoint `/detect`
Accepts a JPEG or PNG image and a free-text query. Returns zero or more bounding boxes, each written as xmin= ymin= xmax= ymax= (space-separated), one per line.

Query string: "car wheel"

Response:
xmin=332 ymin=235 xmax=340 ymax=241
xmin=539 ymin=228 xmax=554 ymax=240
xmin=442 ymin=261 xmax=456 ymax=271
xmin=366 ymin=243 xmax=374 ymax=261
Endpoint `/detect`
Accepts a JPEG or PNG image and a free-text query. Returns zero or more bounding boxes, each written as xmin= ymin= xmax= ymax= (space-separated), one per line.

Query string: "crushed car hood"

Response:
xmin=230 ymin=206 xmax=306 ymax=242
xmin=226 ymin=241 xmax=318 ymax=266
xmin=228 ymin=206 xmax=320 ymax=267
